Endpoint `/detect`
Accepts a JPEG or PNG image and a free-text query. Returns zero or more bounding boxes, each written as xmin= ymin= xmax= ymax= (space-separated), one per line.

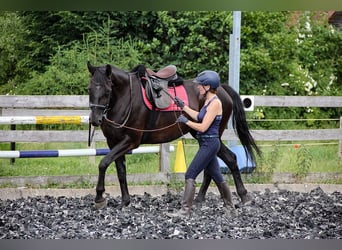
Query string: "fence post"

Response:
xmin=339 ymin=116 xmax=342 ymax=159
xmin=159 ymin=143 xmax=170 ymax=174
xmin=0 ymin=107 xmax=16 ymax=165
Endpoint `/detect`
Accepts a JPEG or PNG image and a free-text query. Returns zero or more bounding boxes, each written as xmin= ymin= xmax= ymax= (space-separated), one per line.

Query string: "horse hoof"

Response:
xmin=194 ymin=197 xmax=205 ymax=208
xmin=223 ymin=206 xmax=238 ymax=217
xmin=95 ymin=199 xmax=107 ymax=210
xmin=241 ymin=192 xmax=254 ymax=206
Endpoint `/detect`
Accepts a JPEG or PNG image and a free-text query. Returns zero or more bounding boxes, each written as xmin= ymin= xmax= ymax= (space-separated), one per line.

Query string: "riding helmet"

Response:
xmin=193 ymin=70 xmax=220 ymax=89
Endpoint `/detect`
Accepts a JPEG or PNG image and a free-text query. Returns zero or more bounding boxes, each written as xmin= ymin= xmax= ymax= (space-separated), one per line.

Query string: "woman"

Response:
xmin=169 ymin=70 xmax=235 ymax=217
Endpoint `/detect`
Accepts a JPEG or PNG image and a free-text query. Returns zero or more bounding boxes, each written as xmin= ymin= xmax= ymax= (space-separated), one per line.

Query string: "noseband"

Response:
xmin=89 ymin=103 xmax=110 ymax=114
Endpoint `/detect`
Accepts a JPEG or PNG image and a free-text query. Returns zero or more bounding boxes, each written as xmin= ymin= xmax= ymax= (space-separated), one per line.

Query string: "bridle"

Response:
xmin=89 ymin=103 xmax=110 ymax=114
xmin=89 ymin=74 xmax=113 ymax=115
xmin=89 ymin=72 xmax=135 ymax=125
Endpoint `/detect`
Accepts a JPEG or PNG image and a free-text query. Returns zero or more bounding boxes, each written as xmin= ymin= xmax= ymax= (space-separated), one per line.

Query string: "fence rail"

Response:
xmin=254 ymin=95 xmax=342 ymax=107
xmin=1 ymin=95 xmax=342 ymax=108
xmin=0 ymin=128 xmax=341 ymax=143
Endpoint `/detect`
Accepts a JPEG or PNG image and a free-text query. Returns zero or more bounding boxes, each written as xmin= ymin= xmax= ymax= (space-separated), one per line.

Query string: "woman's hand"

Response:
xmin=174 ymin=97 xmax=185 ymax=109
xmin=177 ymin=115 xmax=188 ymax=124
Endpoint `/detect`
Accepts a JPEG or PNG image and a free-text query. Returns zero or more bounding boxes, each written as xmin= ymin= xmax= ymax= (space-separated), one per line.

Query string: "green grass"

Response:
xmin=0 ymin=141 xmax=161 ymax=176
xmin=0 ymin=140 xmax=341 ymax=178
xmin=257 ymin=141 xmax=341 ymax=173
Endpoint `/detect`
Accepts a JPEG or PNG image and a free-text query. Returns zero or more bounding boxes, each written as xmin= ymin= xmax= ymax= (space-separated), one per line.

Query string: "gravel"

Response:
xmin=0 ymin=187 xmax=341 ymax=239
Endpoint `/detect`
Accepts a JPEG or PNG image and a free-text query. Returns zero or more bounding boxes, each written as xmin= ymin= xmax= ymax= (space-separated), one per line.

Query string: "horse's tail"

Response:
xmin=222 ymin=85 xmax=262 ymax=162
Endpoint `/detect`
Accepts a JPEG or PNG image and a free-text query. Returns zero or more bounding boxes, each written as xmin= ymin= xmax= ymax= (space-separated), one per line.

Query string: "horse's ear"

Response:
xmin=105 ymin=64 xmax=112 ymax=78
xmin=87 ymin=61 xmax=96 ymax=75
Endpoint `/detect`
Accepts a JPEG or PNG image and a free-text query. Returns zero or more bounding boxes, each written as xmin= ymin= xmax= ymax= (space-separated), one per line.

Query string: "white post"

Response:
xmin=228 ymin=11 xmax=241 ymax=147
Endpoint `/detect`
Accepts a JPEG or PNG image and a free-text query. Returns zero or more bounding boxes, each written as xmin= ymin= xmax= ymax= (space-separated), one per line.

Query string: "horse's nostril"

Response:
xmin=90 ymin=119 xmax=101 ymax=127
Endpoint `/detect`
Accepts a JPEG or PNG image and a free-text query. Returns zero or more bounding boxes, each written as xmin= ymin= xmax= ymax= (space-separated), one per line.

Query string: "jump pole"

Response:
xmin=0 ymin=146 xmax=175 ymax=159
xmin=0 ymin=115 xmax=89 ymax=163
xmin=0 ymin=116 xmax=89 ymax=125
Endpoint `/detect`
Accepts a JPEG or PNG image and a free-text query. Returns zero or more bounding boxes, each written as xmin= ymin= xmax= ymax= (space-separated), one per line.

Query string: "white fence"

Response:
xmin=0 ymin=95 xmax=341 ymax=164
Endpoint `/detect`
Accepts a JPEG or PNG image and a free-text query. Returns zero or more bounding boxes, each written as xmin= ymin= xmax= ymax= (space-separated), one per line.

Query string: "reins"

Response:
xmin=103 ymin=115 xmax=178 ymax=132
xmin=88 ymin=121 xmax=95 ymax=147
xmin=113 ymin=72 xmax=134 ymax=128
xmin=102 ymin=72 xmax=181 ymax=133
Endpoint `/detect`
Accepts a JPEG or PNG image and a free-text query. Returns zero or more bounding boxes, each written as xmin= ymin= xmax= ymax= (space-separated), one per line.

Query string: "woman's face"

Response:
xmin=197 ymin=84 xmax=210 ymax=95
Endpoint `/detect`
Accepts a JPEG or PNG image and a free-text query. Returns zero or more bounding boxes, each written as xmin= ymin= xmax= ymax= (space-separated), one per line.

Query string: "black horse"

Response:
xmin=87 ymin=62 xmax=261 ymax=209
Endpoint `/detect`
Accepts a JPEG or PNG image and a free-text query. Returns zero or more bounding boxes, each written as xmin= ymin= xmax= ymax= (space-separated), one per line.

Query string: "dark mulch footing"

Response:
xmin=0 ymin=187 xmax=341 ymax=239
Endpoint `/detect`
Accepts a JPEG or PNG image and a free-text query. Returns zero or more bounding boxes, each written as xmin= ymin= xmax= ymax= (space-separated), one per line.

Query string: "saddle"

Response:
xmin=144 ymin=65 xmax=183 ymax=109
xmin=146 ymin=65 xmax=177 ymax=80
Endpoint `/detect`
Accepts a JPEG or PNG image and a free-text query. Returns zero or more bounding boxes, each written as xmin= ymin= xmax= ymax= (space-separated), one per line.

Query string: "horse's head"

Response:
xmin=87 ymin=61 xmax=113 ymax=126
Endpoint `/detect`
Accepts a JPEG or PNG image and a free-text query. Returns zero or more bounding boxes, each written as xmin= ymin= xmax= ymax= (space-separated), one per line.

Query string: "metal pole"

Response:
xmin=228 ymin=11 xmax=241 ymax=147
xmin=229 ymin=11 xmax=241 ymax=92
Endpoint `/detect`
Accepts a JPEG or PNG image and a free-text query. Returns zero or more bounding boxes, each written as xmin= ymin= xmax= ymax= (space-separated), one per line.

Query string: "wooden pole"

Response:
xmin=339 ymin=117 xmax=342 ymax=159
xmin=159 ymin=143 xmax=171 ymax=174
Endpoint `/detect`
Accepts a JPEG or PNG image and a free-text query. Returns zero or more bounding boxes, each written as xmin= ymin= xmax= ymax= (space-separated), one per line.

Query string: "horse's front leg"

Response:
xmin=115 ymin=155 xmax=130 ymax=207
xmin=95 ymin=153 xmax=114 ymax=209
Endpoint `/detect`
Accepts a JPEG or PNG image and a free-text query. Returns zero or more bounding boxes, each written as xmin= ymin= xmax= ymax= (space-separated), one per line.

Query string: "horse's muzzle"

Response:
xmin=89 ymin=111 xmax=103 ymax=127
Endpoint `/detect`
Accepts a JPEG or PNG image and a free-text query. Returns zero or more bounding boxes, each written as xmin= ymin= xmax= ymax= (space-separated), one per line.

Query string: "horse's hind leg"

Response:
xmin=195 ymin=143 xmax=252 ymax=205
xmin=115 ymin=155 xmax=130 ymax=207
xmin=218 ymin=142 xmax=252 ymax=204
xmin=195 ymin=168 xmax=212 ymax=204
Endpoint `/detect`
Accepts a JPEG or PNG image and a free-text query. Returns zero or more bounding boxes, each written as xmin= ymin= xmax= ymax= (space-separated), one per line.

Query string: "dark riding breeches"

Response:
xmin=185 ymin=137 xmax=224 ymax=184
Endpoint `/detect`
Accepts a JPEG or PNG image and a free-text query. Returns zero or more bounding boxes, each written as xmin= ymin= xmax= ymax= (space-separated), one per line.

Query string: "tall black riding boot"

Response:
xmin=217 ymin=182 xmax=237 ymax=216
xmin=167 ymin=178 xmax=196 ymax=218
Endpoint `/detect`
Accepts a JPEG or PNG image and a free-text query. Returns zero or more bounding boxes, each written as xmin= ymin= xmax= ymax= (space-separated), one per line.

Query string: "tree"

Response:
xmin=3 ymin=11 xmax=341 ymax=98
xmin=0 ymin=12 xmax=29 ymax=94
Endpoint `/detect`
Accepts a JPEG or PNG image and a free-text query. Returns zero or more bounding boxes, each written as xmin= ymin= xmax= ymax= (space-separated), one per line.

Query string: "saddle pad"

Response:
xmin=142 ymin=85 xmax=189 ymax=111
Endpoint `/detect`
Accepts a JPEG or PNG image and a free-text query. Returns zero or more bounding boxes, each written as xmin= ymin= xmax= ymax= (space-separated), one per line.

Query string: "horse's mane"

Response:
xmin=131 ymin=64 xmax=147 ymax=78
